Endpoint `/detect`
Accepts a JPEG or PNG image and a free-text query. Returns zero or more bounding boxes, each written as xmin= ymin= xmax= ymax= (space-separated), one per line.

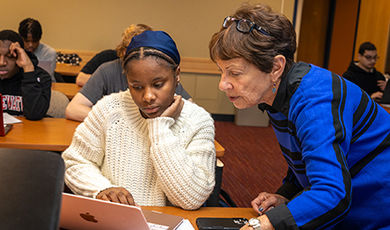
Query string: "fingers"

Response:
xmin=161 ymin=95 xmax=183 ymax=118
xmin=9 ymin=42 xmax=23 ymax=57
xmin=259 ymin=197 xmax=277 ymax=214
xmin=96 ymin=187 xmax=135 ymax=205
xmin=251 ymin=192 xmax=288 ymax=215
xmin=251 ymin=192 xmax=269 ymax=214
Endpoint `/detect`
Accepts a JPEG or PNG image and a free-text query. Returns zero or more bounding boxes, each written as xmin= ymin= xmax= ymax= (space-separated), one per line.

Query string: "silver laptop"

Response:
xmin=59 ymin=193 xmax=184 ymax=230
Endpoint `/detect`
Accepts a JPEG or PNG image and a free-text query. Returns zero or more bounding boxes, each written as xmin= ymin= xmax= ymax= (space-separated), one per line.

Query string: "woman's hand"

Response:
xmin=251 ymin=192 xmax=288 ymax=215
xmin=240 ymin=215 xmax=275 ymax=230
xmin=161 ymin=95 xmax=184 ymax=119
xmin=96 ymin=187 xmax=135 ymax=205
xmin=9 ymin=42 xmax=34 ymax=73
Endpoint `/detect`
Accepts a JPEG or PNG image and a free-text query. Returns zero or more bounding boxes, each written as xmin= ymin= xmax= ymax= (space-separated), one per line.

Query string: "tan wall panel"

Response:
xmin=327 ymin=0 xmax=359 ymax=75
xmin=355 ymin=0 xmax=390 ymax=73
xmin=195 ymin=76 xmax=220 ymax=99
xmin=1 ymin=0 xmax=292 ymax=59
xmin=296 ymin=0 xmax=330 ymax=67
xmin=179 ymin=73 xmax=197 ymax=98
xmin=1 ymin=0 xmax=294 ymax=115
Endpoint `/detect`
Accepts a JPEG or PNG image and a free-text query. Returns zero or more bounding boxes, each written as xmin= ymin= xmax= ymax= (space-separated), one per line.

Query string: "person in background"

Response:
xmin=209 ymin=4 xmax=390 ymax=229
xmin=18 ymin=18 xmax=57 ymax=82
xmin=66 ymin=24 xmax=191 ymax=122
xmin=75 ymin=49 xmax=117 ymax=87
xmin=343 ymin=41 xmax=386 ymax=100
xmin=62 ymin=30 xmax=215 ymax=210
xmin=0 ymin=30 xmax=51 ymax=120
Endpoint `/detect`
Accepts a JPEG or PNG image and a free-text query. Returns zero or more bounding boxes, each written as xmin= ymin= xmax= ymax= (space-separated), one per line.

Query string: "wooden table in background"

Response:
xmin=0 ymin=117 xmax=79 ymax=151
xmin=0 ymin=117 xmax=225 ymax=157
xmin=55 ymin=49 xmax=97 ymax=76
xmin=52 ymin=82 xmax=81 ymax=99
xmin=142 ymin=206 xmax=257 ymax=229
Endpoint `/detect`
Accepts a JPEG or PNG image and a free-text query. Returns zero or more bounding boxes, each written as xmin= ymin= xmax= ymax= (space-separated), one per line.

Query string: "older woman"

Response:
xmin=209 ymin=4 xmax=390 ymax=230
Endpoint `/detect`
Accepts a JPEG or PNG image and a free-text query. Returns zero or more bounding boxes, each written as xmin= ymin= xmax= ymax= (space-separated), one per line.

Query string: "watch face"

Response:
xmin=249 ymin=218 xmax=260 ymax=225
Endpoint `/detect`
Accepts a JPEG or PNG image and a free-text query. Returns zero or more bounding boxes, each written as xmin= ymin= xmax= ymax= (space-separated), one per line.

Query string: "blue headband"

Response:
xmin=126 ymin=30 xmax=180 ymax=65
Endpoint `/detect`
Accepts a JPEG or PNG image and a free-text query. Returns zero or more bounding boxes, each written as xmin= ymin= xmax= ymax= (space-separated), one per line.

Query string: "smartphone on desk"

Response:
xmin=196 ymin=217 xmax=248 ymax=230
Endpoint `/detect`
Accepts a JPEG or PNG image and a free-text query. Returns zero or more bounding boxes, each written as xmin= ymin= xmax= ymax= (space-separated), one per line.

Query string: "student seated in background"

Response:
xmin=18 ymin=18 xmax=57 ymax=82
xmin=62 ymin=30 xmax=216 ymax=210
xmin=0 ymin=30 xmax=51 ymax=120
xmin=66 ymin=24 xmax=191 ymax=122
xmin=343 ymin=41 xmax=386 ymax=100
xmin=75 ymin=49 xmax=117 ymax=87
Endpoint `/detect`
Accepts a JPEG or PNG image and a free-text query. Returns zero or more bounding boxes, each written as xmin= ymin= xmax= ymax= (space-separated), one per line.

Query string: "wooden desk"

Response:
xmin=0 ymin=117 xmax=225 ymax=157
xmin=0 ymin=117 xmax=79 ymax=151
xmin=55 ymin=49 xmax=96 ymax=76
xmin=142 ymin=206 xmax=257 ymax=229
xmin=380 ymin=104 xmax=390 ymax=113
xmin=52 ymin=82 xmax=81 ymax=99
xmin=55 ymin=49 xmax=219 ymax=77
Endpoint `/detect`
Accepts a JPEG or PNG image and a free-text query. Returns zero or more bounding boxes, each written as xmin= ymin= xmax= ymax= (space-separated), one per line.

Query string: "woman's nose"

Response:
xmin=143 ymin=88 xmax=156 ymax=103
xmin=218 ymin=75 xmax=233 ymax=91
xmin=0 ymin=56 xmax=6 ymax=66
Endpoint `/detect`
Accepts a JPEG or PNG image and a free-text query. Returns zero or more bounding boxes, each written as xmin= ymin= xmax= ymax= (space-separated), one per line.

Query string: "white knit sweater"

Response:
xmin=62 ymin=90 xmax=216 ymax=210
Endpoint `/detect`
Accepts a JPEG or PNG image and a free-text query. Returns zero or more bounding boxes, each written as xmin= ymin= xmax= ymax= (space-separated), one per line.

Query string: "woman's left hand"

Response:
xmin=161 ymin=95 xmax=184 ymax=119
xmin=251 ymin=192 xmax=288 ymax=215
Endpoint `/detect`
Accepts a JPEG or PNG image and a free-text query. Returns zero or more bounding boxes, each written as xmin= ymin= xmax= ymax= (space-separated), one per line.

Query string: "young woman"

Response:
xmin=63 ymin=31 xmax=216 ymax=210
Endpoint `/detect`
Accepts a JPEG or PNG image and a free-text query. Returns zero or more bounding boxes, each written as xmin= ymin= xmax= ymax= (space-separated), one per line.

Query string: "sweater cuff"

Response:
xmin=265 ymin=203 xmax=298 ymax=230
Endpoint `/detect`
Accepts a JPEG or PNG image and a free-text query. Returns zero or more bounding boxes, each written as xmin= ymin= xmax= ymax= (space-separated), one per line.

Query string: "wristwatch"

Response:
xmin=249 ymin=218 xmax=261 ymax=230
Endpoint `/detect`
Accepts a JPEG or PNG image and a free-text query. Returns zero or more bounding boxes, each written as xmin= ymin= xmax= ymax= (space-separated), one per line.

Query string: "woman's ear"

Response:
xmin=271 ymin=55 xmax=286 ymax=82
xmin=175 ymin=66 xmax=181 ymax=86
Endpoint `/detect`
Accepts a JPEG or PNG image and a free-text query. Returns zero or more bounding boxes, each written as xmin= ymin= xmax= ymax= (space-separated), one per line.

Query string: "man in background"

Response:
xmin=0 ymin=30 xmax=51 ymax=120
xmin=18 ymin=18 xmax=57 ymax=82
xmin=343 ymin=41 xmax=386 ymax=100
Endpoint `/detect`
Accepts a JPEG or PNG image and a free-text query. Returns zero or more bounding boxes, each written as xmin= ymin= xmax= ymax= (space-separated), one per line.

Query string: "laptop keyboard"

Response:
xmin=148 ymin=222 xmax=169 ymax=230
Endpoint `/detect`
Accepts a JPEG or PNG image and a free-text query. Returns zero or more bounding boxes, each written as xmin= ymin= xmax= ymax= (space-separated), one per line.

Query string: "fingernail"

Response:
xmin=258 ymin=207 xmax=264 ymax=212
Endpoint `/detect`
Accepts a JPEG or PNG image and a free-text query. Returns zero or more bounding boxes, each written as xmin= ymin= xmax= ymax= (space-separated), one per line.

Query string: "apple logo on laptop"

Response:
xmin=80 ymin=212 xmax=98 ymax=223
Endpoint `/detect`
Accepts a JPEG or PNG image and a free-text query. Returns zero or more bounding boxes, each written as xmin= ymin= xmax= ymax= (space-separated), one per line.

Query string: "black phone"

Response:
xmin=196 ymin=217 xmax=248 ymax=230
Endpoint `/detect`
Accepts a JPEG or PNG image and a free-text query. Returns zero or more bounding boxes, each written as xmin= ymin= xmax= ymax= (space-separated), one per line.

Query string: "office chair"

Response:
xmin=204 ymin=159 xmax=236 ymax=207
xmin=0 ymin=148 xmax=65 ymax=230
xmin=46 ymin=90 xmax=70 ymax=118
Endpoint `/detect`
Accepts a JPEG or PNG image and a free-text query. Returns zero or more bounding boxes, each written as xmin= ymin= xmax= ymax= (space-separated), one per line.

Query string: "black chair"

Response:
xmin=0 ymin=148 xmax=65 ymax=230
xmin=204 ymin=159 xmax=237 ymax=207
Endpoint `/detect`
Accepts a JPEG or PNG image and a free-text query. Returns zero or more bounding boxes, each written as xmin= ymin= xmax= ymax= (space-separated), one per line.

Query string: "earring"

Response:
xmin=272 ymin=82 xmax=277 ymax=93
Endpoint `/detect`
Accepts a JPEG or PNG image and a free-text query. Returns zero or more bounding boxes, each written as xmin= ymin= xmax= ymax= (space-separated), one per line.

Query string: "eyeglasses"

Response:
xmin=222 ymin=16 xmax=271 ymax=36
xmin=363 ymin=55 xmax=379 ymax=61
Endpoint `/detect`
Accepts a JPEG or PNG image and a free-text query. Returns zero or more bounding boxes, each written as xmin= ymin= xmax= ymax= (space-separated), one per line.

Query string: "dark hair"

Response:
xmin=0 ymin=30 xmax=24 ymax=49
xmin=18 ymin=18 xmax=42 ymax=41
xmin=209 ymin=4 xmax=296 ymax=76
xmin=358 ymin=42 xmax=376 ymax=55
xmin=122 ymin=47 xmax=178 ymax=74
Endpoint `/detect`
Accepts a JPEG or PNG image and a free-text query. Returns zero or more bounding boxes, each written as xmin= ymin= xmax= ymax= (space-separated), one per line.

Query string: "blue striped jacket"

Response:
xmin=260 ymin=62 xmax=390 ymax=229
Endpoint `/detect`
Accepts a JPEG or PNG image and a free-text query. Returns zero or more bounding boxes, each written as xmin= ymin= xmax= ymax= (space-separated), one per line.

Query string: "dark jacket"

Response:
xmin=342 ymin=61 xmax=385 ymax=96
xmin=0 ymin=52 xmax=51 ymax=120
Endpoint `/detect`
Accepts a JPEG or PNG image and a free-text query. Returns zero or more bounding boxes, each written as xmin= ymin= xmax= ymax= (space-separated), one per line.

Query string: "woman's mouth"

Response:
xmin=143 ymin=107 xmax=159 ymax=114
xmin=228 ymin=96 xmax=239 ymax=102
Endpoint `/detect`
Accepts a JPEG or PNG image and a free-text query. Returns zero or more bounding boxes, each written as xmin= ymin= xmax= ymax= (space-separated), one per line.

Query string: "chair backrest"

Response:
xmin=47 ymin=90 xmax=70 ymax=118
xmin=0 ymin=148 xmax=65 ymax=230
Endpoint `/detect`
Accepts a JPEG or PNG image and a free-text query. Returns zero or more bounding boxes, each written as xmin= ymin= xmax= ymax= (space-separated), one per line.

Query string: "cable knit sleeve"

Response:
xmin=147 ymin=105 xmax=216 ymax=210
xmin=62 ymin=99 xmax=114 ymax=198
